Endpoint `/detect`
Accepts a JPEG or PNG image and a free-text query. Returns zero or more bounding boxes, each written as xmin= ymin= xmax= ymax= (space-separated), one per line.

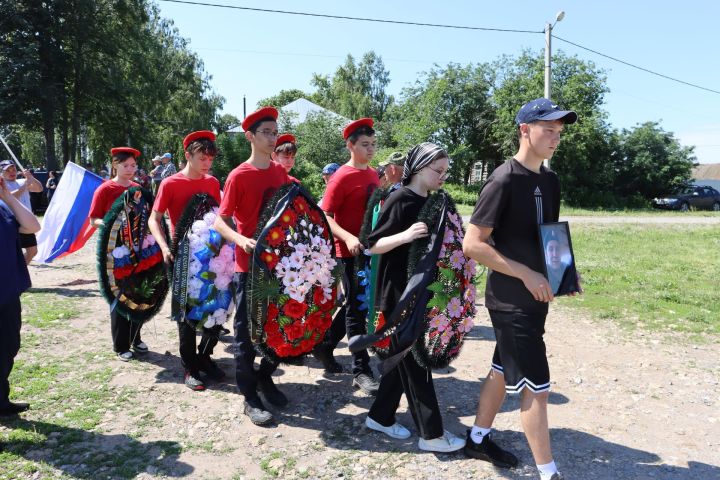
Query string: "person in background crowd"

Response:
xmin=45 ymin=170 xmax=58 ymax=202
xmin=0 ymin=176 xmax=41 ymax=416
xmin=1 ymin=160 xmax=43 ymax=264
xmin=378 ymin=151 xmax=405 ymax=190
xmin=150 ymin=156 xmax=163 ymax=195
xmin=160 ymin=152 xmax=176 ymax=179
xmin=321 ymin=163 xmax=340 ymax=185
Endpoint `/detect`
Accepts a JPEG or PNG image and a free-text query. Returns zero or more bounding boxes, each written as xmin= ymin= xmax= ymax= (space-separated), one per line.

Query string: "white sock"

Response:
xmin=537 ymin=460 xmax=558 ymax=480
xmin=470 ymin=425 xmax=491 ymax=444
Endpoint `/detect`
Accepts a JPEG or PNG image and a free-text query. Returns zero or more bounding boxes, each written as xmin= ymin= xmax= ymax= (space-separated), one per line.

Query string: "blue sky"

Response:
xmin=156 ymin=0 xmax=720 ymax=164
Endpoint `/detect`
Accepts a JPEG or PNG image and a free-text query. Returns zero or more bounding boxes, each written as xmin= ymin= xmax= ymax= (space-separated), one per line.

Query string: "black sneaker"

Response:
xmin=463 ymin=430 xmax=518 ymax=468
xmin=257 ymin=376 xmax=288 ymax=407
xmin=312 ymin=346 xmax=344 ymax=373
xmin=198 ymin=356 xmax=226 ymax=381
xmin=184 ymin=371 xmax=206 ymax=391
xmin=352 ymin=372 xmax=379 ymax=396
xmin=219 ymin=326 xmax=231 ymax=336
xmin=0 ymin=401 xmax=30 ymax=416
xmin=549 ymin=474 xmax=564 ymax=480
xmin=243 ymin=398 xmax=274 ymax=426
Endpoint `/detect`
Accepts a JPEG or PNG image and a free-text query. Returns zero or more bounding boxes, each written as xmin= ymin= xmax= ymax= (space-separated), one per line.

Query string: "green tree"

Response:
xmin=613 ymin=122 xmax=695 ymax=199
xmin=391 ymin=63 xmax=498 ymax=184
xmin=312 ymin=51 xmax=393 ymax=120
xmin=490 ymin=50 xmax=616 ymax=205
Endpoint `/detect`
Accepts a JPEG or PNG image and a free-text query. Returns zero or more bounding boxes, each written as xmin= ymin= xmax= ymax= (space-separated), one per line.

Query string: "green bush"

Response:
xmin=442 ymin=183 xmax=481 ymax=206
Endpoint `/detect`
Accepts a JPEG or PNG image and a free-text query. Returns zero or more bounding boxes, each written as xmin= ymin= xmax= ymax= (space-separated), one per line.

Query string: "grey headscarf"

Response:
xmin=401 ymin=142 xmax=447 ymax=185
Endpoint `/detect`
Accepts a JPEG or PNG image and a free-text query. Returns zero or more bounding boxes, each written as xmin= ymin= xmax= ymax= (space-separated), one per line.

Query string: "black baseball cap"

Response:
xmin=515 ymin=98 xmax=578 ymax=125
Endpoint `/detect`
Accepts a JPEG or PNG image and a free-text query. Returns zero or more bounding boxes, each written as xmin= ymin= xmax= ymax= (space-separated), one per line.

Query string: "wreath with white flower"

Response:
xmin=171 ymin=194 xmax=235 ymax=329
xmin=249 ymin=183 xmax=342 ymax=362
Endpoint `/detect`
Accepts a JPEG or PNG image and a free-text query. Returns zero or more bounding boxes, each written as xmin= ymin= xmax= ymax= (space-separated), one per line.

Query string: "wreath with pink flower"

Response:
xmin=348 ymin=190 xmax=479 ymax=370
xmin=248 ymin=183 xmax=342 ymax=363
xmin=406 ymin=190 xmax=477 ymax=369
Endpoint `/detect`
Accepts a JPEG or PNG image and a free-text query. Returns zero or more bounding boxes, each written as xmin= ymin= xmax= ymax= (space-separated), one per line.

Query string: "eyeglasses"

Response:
xmin=256 ymin=129 xmax=279 ymax=138
xmin=426 ymin=166 xmax=450 ymax=180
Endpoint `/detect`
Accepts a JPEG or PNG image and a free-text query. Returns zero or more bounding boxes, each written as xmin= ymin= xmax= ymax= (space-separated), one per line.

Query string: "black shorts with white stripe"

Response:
xmin=489 ymin=309 xmax=550 ymax=394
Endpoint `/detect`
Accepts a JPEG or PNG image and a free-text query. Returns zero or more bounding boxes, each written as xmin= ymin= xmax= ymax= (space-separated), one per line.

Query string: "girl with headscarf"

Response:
xmin=362 ymin=142 xmax=466 ymax=453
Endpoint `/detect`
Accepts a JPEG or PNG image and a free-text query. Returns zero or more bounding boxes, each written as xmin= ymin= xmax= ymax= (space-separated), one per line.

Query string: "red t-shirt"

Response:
xmin=219 ymin=161 xmax=290 ymax=272
xmin=88 ymin=180 xmax=140 ymax=220
xmin=322 ymin=164 xmax=380 ymax=258
xmin=153 ymin=173 xmax=221 ymax=231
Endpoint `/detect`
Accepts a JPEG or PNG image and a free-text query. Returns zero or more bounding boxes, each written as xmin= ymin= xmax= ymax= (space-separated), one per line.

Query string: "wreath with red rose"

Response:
xmin=248 ymin=183 xmax=342 ymax=362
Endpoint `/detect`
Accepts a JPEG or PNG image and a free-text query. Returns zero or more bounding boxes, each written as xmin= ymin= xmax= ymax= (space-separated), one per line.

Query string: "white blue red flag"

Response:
xmin=36 ymin=162 xmax=104 ymax=263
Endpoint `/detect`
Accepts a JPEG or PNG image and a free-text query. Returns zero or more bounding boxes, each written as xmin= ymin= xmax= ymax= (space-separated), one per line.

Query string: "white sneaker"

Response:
xmin=365 ymin=416 xmax=411 ymax=440
xmin=418 ymin=430 xmax=466 ymax=452
xmin=132 ymin=342 xmax=148 ymax=353
xmin=117 ymin=351 xmax=133 ymax=362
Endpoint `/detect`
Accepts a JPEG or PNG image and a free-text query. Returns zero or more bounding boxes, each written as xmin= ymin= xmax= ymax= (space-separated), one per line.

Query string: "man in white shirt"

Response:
xmin=1 ymin=160 xmax=43 ymax=264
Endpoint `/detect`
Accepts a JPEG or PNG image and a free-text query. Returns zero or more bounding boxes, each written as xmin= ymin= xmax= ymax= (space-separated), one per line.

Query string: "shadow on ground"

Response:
xmin=0 ymin=418 xmax=192 ymax=479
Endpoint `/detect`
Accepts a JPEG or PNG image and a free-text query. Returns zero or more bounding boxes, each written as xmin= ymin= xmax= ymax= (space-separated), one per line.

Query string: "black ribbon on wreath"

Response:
xmin=348 ymin=193 xmax=448 ymax=375
xmin=170 ymin=193 xmax=219 ymax=324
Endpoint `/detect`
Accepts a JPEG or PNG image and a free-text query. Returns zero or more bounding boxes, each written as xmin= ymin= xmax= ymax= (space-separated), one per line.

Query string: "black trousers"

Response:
xmin=368 ymin=335 xmax=443 ymax=440
xmin=323 ymin=257 xmax=371 ymax=376
xmin=110 ymin=309 xmax=143 ymax=353
xmin=0 ymin=298 xmax=22 ymax=408
xmin=178 ymin=321 xmax=220 ymax=373
xmin=233 ymin=273 xmax=278 ymax=399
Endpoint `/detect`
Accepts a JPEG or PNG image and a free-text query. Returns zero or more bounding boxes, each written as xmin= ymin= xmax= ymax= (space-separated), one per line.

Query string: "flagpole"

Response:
xmin=0 ymin=133 xmax=26 ymax=171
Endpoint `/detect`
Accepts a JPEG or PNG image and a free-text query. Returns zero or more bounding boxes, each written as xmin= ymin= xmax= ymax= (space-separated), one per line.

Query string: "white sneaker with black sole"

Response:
xmin=418 ymin=430 xmax=466 ymax=452
xmin=365 ymin=416 xmax=411 ymax=439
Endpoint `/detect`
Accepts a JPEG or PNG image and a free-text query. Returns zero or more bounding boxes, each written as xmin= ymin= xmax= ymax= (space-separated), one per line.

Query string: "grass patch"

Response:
xmin=21 ymin=290 xmax=82 ymax=328
xmin=560 ymin=205 xmax=719 ymax=217
xmin=260 ymin=451 xmax=297 ymax=478
xmin=558 ymin=224 xmax=720 ymax=335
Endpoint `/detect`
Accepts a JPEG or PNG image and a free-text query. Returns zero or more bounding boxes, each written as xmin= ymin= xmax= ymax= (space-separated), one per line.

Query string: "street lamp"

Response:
xmin=544 ymin=10 xmax=565 ymax=100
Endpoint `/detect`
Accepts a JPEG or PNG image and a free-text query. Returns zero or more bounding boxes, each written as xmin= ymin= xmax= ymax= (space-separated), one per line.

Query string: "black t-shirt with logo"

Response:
xmin=469 ymin=158 xmax=560 ymax=314
xmin=368 ymin=187 xmax=428 ymax=313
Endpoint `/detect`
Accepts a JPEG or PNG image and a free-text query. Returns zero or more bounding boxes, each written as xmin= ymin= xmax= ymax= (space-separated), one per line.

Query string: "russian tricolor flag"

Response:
xmin=36 ymin=162 xmax=104 ymax=263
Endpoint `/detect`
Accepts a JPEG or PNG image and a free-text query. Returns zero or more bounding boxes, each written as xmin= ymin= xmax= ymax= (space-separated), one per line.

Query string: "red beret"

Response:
xmin=183 ymin=130 xmax=216 ymax=150
xmin=110 ymin=147 xmax=141 ymax=158
xmin=275 ymin=133 xmax=296 ymax=148
xmin=343 ymin=117 xmax=374 ymax=140
xmin=242 ymin=106 xmax=279 ymax=131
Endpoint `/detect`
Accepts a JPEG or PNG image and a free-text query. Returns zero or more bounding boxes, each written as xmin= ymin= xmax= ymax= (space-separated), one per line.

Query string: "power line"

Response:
xmin=159 ymin=0 xmax=720 ymax=96
xmin=158 ymin=0 xmax=542 ymax=34
xmin=555 ymin=36 xmax=720 ymax=96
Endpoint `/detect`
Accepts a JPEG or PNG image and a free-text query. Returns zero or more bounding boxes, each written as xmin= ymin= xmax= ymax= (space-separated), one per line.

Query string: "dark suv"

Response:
xmin=651 ymin=185 xmax=720 ymax=211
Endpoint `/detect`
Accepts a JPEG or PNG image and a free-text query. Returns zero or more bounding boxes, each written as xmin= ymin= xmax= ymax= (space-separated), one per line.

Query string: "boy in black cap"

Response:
xmin=462 ymin=98 xmax=578 ymax=480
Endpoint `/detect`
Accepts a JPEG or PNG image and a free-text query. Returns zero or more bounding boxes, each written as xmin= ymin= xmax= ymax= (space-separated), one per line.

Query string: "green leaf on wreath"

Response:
xmin=439 ymin=267 xmax=456 ymax=281
xmin=308 ymin=305 xmax=319 ymax=314
xmin=426 ymin=282 xmax=445 ymax=293
xmin=277 ymin=293 xmax=290 ymax=304
xmin=200 ymin=271 xmax=217 ymax=281
xmin=278 ymin=316 xmax=293 ymax=327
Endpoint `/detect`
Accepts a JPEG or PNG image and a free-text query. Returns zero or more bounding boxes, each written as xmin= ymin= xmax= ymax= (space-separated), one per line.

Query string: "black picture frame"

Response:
xmin=538 ymin=221 xmax=580 ymax=296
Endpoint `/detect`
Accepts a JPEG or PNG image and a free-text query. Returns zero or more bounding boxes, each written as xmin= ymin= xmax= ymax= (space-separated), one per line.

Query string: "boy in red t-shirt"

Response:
xmin=313 ymin=118 xmax=380 ymax=395
xmin=272 ymin=133 xmax=300 ymax=184
xmin=214 ymin=106 xmax=290 ymax=426
xmin=89 ymin=147 xmax=145 ymax=362
xmin=149 ymin=131 xmax=224 ymax=392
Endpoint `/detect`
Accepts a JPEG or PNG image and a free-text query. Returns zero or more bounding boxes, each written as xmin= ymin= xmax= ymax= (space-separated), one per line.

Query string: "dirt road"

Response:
xmin=6 ymin=235 xmax=720 ymax=479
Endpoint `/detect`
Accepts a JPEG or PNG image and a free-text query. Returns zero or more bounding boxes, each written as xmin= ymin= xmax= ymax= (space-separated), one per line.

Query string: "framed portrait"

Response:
xmin=538 ymin=221 xmax=580 ymax=296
